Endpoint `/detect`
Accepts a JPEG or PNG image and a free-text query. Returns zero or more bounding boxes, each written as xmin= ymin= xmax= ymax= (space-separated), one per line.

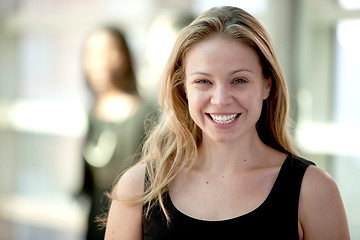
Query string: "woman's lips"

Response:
xmin=207 ymin=113 xmax=240 ymax=124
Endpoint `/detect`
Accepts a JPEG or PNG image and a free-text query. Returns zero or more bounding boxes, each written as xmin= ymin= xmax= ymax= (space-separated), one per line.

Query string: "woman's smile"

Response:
xmin=206 ymin=113 xmax=241 ymax=125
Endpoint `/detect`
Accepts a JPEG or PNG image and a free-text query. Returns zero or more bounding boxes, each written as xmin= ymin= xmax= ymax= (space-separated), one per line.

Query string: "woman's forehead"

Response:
xmin=184 ymin=35 xmax=261 ymax=76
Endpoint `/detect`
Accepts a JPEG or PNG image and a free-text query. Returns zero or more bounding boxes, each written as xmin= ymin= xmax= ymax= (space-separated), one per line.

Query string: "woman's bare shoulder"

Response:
xmin=113 ymin=163 xmax=146 ymax=198
xmin=299 ymin=165 xmax=350 ymax=239
xmin=105 ymin=163 xmax=145 ymax=239
xmin=301 ymin=165 xmax=340 ymax=199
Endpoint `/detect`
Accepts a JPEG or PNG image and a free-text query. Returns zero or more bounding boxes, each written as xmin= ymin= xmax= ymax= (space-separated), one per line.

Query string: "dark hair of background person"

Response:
xmin=82 ymin=26 xmax=138 ymax=96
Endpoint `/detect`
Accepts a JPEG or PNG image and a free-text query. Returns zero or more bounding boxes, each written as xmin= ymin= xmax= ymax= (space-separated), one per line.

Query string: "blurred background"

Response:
xmin=0 ymin=0 xmax=359 ymax=239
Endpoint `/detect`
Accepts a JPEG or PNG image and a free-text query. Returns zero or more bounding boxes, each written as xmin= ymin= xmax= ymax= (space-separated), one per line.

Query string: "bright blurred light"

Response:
xmin=337 ymin=19 xmax=360 ymax=58
xmin=0 ymin=194 xmax=87 ymax=233
xmin=1 ymin=100 xmax=87 ymax=137
xmin=335 ymin=19 xmax=360 ymax=124
xmin=338 ymin=0 xmax=360 ymax=10
xmin=296 ymin=122 xmax=360 ymax=157
xmin=145 ymin=14 xmax=178 ymax=68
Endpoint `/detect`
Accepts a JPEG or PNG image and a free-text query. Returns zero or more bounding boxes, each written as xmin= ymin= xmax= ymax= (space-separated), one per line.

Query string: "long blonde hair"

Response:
xmin=132 ymin=6 xmax=298 ymax=221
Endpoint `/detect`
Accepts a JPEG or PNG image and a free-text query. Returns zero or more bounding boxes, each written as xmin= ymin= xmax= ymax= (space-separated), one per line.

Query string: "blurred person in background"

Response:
xmin=79 ymin=26 xmax=155 ymax=240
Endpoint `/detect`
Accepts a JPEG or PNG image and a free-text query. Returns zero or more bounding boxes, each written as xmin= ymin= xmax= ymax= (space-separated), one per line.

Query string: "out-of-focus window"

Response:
xmin=334 ymin=19 xmax=360 ymax=124
xmin=333 ymin=19 xmax=360 ymax=238
xmin=290 ymin=1 xmax=360 ymax=238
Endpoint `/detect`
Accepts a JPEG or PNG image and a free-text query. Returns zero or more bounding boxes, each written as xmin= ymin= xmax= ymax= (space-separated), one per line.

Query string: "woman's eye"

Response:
xmin=233 ymin=78 xmax=246 ymax=84
xmin=195 ymin=80 xmax=210 ymax=84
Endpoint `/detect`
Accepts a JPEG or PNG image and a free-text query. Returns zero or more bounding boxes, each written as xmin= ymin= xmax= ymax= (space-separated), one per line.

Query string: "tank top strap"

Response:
xmin=265 ymin=154 xmax=315 ymax=215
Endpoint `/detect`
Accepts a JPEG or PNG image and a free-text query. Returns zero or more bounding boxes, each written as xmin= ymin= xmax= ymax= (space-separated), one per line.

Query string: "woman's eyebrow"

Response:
xmin=230 ymin=68 xmax=253 ymax=74
xmin=190 ymin=71 xmax=212 ymax=76
xmin=190 ymin=68 xmax=253 ymax=76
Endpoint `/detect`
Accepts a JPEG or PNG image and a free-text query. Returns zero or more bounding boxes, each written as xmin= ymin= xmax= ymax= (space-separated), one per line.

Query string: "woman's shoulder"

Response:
xmin=300 ymin=164 xmax=344 ymax=212
xmin=106 ymin=163 xmax=145 ymax=239
xmin=113 ymin=163 xmax=146 ymax=198
xmin=299 ymin=163 xmax=350 ymax=238
xmin=301 ymin=164 xmax=339 ymax=199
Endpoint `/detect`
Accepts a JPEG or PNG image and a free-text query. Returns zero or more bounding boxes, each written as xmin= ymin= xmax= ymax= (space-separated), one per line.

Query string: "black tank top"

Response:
xmin=142 ymin=155 xmax=314 ymax=239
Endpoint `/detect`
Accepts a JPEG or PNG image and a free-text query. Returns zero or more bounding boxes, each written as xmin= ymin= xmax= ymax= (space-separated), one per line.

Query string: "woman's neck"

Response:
xmin=194 ymin=134 xmax=280 ymax=175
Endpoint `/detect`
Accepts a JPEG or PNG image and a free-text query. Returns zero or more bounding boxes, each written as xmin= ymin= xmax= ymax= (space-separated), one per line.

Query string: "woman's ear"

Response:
xmin=183 ymin=83 xmax=188 ymax=99
xmin=263 ymin=77 xmax=272 ymax=100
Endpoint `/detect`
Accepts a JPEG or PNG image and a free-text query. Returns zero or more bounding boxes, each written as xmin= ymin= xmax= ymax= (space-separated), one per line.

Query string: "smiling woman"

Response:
xmin=104 ymin=6 xmax=350 ymax=240
xmin=184 ymin=34 xmax=271 ymax=143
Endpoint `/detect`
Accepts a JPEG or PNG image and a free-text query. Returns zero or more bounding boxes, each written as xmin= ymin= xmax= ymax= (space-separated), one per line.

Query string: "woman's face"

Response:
xmin=83 ymin=31 xmax=124 ymax=93
xmin=184 ymin=34 xmax=271 ymax=144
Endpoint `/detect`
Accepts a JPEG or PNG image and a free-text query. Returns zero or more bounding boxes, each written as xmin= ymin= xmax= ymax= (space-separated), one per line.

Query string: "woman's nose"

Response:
xmin=210 ymin=85 xmax=233 ymax=107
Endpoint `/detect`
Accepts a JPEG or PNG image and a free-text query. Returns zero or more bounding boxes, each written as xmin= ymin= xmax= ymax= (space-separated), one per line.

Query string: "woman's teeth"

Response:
xmin=209 ymin=113 xmax=238 ymax=124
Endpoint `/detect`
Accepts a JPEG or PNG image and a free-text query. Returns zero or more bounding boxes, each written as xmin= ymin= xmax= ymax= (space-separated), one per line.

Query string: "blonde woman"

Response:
xmin=105 ymin=6 xmax=349 ymax=239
